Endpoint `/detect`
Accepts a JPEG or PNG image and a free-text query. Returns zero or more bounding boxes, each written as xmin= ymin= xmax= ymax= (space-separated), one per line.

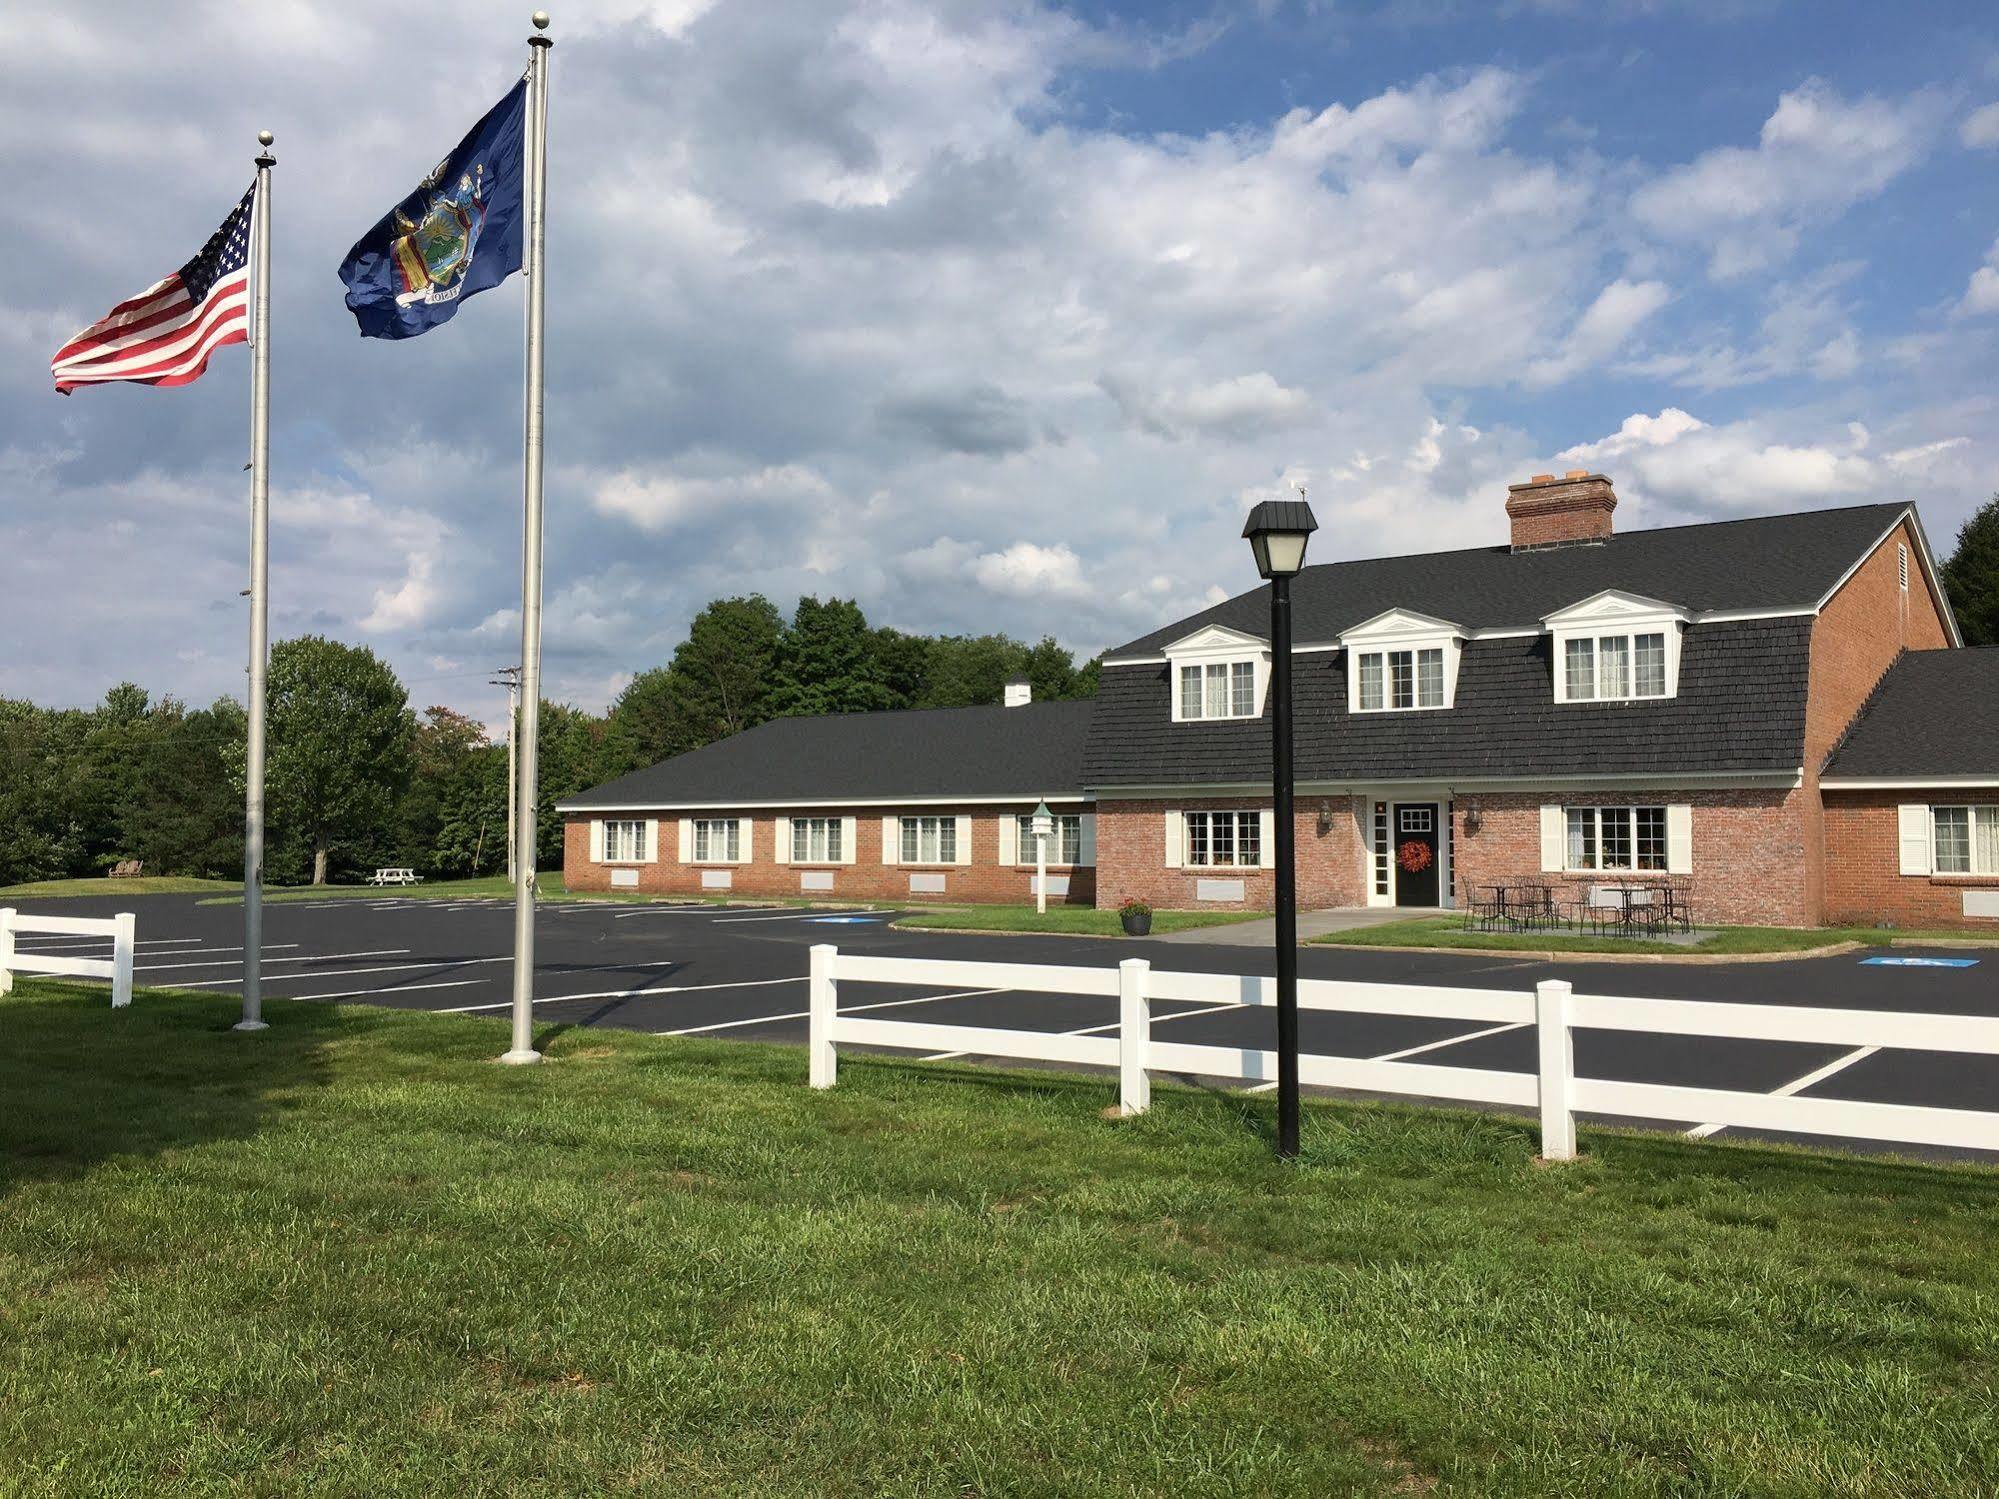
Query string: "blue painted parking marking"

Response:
xmin=809 ymin=915 xmax=886 ymax=924
xmin=1860 ymin=956 xmax=1979 ymax=968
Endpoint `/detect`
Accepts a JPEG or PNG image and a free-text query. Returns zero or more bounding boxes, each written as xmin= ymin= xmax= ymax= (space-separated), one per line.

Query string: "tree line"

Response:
xmin=0 ymin=594 xmax=1099 ymax=888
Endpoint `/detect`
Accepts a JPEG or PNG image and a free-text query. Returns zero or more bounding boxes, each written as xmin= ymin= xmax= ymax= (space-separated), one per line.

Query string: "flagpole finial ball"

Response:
xmin=257 ymin=130 xmax=274 ymax=147
xmin=532 ymin=10 xmax=549 ymax=27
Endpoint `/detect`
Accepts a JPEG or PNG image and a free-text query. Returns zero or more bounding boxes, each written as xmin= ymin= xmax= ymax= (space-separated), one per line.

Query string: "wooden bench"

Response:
xmin=367 ymin=868 xmax=423 ymax=886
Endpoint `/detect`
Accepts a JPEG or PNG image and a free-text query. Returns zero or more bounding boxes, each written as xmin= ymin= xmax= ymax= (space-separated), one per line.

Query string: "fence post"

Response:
xmin=808 ymin=943 xmax=837 ymax=1089
xmin=112 ymin=912 xmax=136 ymax=1009
xmin=1536 ymin=979 xmax=1577 ymax=1161
xmin=1118 ymin=958 xmax=1150 ymax=1116
xmin=0 ymin=909 xmax=13 ymax=998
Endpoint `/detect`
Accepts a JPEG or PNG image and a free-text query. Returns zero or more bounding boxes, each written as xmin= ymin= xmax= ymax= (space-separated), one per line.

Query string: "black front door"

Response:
xmin=1392 ymin=804 xmax=1440 ymax=906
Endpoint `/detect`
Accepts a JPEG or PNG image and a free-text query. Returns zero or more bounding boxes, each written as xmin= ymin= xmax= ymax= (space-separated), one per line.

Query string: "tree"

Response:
xmin=766 ymin=597 xmax=902 ymax=718
xmin=396 ymin=706 xmax=490 ymax=874
xmin=264 ymin=636 xmax=416 ymax=884
xmin=1942 ymin=494 xmax=1999 ymax=647
xmin=604 ymin=596 xmax=784 ymax=774
xmin=121 ymin=697 xmax=246 ymax=878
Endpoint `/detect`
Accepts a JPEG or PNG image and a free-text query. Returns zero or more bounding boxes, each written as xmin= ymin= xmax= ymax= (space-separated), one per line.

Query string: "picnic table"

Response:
xmin=367 ymin=868 xmax=424 ymax=886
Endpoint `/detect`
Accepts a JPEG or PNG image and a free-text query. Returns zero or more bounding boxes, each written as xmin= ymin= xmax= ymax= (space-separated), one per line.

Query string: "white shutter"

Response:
xmin=840 ymin=816 xmax=858 ymax=866
xmin=736 ymin=819 xmax=752 ymax=864
xmin=589 ymin=819 xmax=605 ymax=863
xmin=774 ymin=816 xmax=791 ymax=865
xmin=998 ymin=813 xmax=1018 ymax=866
xmin=677 ymin=818 xmax=693 ymax=863
xmin=1164 ymin=811 xmax=1184 ymax=869
xmin=881 ymin=816 xmax=898 ymax=865
xmin=1539 ymin=805 xmax=1564 ymax=873
xmin=1258 ymin=809 xmax=1276 ymax=870
xmin=1665 ymin=804 xmax=1693 ymax=875
xmin=643 ymin=819 xmax=659 ymax=863
xmin=954 ymin=814 xmax=973 ymax=865
xmin=1078 ymin=812 xmax=1097 ymax=868
xmin=1899 ymin=804 xmax=1932 ymax=876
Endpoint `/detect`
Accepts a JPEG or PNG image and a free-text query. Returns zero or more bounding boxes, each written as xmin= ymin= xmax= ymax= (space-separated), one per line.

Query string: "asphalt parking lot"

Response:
xmin=11 ymin=891 xmax=1998 ymax=1161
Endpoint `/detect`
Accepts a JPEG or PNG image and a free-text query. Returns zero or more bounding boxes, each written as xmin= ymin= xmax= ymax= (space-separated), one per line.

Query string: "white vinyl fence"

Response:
xmin=0 ymin=908 xmax=136 ymax=1008
xmin=805 ymin=945 xmax=1999 ymax=1159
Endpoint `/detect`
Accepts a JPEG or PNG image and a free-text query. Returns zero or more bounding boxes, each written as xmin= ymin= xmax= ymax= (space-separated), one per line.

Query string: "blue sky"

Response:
xmin=5 ymin=0 xmax=1996 ymax=724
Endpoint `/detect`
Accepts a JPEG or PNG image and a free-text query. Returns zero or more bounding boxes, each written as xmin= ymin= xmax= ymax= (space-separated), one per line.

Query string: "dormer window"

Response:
xmin=1164 ymin=624 xmax=1271 ymax=723
xmin=1180 ymin=660 xmax=1256 ymax=719
xmin=1545 ymin=591 xmax=1689 ymax=704
xmin=1339 ymin=609 xmax=1462 ymax=714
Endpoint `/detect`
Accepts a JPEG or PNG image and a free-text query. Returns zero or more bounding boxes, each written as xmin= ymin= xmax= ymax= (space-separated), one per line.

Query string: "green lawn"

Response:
xmin=0 ymin=875 xmax=242 ymax=900
xmin=5 ymin=982 xmax=1998 ymax=1495
xmin=897 ymin=903 xmax=1267 ymax=936
xmin=1314 ymin=914 xmax=1999 ymax=956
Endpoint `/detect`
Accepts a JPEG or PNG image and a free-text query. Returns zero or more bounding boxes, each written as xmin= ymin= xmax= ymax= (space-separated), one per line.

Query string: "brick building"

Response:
xmin=562 ymin=473 xmax=1992 ymax=929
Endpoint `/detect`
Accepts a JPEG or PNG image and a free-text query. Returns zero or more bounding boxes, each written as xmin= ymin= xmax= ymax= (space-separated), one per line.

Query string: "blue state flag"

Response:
xmin=338 ymin=80 xmax=527 ymax=339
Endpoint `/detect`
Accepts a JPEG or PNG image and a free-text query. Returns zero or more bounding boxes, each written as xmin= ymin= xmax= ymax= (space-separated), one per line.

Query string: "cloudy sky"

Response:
xmin=8 ymin=0 xmax=1998 ymax=724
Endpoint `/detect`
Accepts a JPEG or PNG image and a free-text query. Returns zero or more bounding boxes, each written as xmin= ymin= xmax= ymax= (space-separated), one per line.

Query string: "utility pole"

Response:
xmin=490 ymin=665 xmax=521 ymax=882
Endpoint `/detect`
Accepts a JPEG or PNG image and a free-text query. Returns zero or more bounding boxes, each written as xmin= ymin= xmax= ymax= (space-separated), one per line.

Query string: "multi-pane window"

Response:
xmin=1179 ymin=660 xmax=1257 ymax=720
xmin=791 ymin=817 xmax=843 ymax=863
xmin=1185 ymin=811 xmax=1261 ymax=868
xmin=1565 ymin=806 xmax=1668 ymax=871
xmin=1372 ymin=801 xmax=1390 ymax=896
xmin=1933 ymin=806 xmax=1999 ymax=875
xmin=1016 ymin=813 xmax=1082 ymax=865
xmin=603 ymin=819 xmax=646 ymax=862
xmin=900 ymin=815 xmax=957 ymax=864
xmin=1563 ymin=632 xmax=1668 ymax=702
xmin=692 ymin=818 xmax=741 ymax=862
xmin=1356 ymin=648 xmax=1444 ymax=710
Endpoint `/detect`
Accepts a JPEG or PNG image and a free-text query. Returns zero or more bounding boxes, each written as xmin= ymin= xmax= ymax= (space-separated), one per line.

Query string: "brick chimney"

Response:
xmin=1505 ymin=470 xmax=1617 ymax=550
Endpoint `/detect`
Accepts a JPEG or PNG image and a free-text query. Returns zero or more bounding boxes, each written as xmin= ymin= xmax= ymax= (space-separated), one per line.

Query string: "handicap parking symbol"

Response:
xmin=809 ymin=915 xmax=884 ymax=924
xmin=1860 ymin=955 xmax=1980 ymax=968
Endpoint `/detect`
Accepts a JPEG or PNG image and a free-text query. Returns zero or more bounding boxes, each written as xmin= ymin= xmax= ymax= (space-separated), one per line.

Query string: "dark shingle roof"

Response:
xmin=1109 ymin=502 xmax=1911 ymax=656
xmin=1823 ymin=649 xmax=1999 ymax=780
xmin=1083 ymin=619 xmax=1813 ymax=786
xmin=558 ymin=699 xmax=1097 ymax=809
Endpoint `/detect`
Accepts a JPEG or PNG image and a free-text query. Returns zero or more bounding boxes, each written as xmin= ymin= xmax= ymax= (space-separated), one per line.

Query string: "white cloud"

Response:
xmin=1632 ymin=80 xmax=1943 ymax=278
xmin=971 ymin=541 xmax=1089 ymax=600
xmin=1099 ymin=370 xmax=1314 ymax=440
xmin=1963 ymin=103 xmax=1999 ymax=148
xmin=1524 ymin=279 xmax=1671 ymax=386
xmin=1558 ymin=408 xmax=1880 ymax=514
xmin=589 ymin=463 xmax=836 ymax=532
xmin=1955 ymin=237 xmax=1999 ymax=317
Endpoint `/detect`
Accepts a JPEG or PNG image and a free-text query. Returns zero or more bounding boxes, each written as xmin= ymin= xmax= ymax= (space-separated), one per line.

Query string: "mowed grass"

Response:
xmin=5 ymin=985 xmax=1999 ymax=1496
xmin=0 ymin=875 xmax=241 ymax=900
xmin=1313 ymin=914 xmax=1999 ymax=956
xmin=898 ymin=903 xmax=1266 ymax=936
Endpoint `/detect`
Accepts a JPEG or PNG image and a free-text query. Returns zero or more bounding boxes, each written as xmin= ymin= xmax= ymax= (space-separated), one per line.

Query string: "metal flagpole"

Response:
xmin=490 ymin=666 xmax=521 ymax=883
xmin=502 ymin=13 xmax=552 ymax=1064
xmin=235 ymin=129 xmax=276 ymax=1034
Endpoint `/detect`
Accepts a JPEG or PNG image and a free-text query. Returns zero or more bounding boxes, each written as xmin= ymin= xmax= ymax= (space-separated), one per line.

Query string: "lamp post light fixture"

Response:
xmin=1031 ymin=799 xmax=1055 ymax=916
xmin=1242 ymin=496 xmax=1319 ymax=1159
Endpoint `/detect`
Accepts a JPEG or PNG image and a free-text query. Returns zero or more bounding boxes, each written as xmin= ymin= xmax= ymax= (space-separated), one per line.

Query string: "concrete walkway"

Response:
xmin=1154 ymin=907 xmax=1433 ymax=946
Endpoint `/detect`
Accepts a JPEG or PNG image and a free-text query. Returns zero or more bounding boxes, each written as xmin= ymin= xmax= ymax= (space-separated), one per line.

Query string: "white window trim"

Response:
xmin=1181 ymin=809 xmax=1270 ymax=870
xmin=1544 ymin=591 xmax=1690 ymax=706
xmin=688 ymin=816 xmax=749 ymax=866
xmin=1928 ymin=804 xmax=1999 ymax=878
xmin=1164 ymin=625 xmax=1271 ymax=724
xmin=1011 ymin=811 xmax=1085 ymax=868
xmin=896 ymin=813 xmax=964 ymax=866
xmin=1558 ymin=804 xmax=1675 ymax=875
xmin=788 ymin=815 xmax=850 ymax=866
xmin=1338 ymin=609 xmax=1463 ymax=714
xmin=599 ymin=817 xmax=652 ymax=865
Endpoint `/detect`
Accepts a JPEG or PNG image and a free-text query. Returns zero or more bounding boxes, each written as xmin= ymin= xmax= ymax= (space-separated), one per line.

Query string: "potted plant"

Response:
xmin=1118 ymin=898 xmax=1153 ymax=937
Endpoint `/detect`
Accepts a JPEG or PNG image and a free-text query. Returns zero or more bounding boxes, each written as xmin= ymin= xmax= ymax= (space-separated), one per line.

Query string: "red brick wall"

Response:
xmin=1449 ymin=788 xmax=1814 ymax=927
xmin=1824 ymin=791 xmax=1999 ymax=928
xmin=562 ymin=806 xmax=1097 ymax=906
xmin=1094 ymin=796 xmax=1367 ymax=911
xmin=1800 ymin=518 xmax=1954 ymax=921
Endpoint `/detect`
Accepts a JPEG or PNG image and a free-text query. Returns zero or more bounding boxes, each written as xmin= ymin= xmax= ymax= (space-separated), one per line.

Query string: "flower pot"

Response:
xmin=1121 ymin=911 xmax=1152 ymax=937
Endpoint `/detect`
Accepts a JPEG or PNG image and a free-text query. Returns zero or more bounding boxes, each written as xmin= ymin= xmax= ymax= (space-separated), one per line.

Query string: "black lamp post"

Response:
xmin=1242 ymin=496 xmax=1318 ymax=1159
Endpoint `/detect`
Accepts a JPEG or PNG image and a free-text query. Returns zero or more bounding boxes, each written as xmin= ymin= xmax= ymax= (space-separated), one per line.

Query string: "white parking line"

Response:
xmin=923 ymin=997 xmax=1251 ymax=1063
xmin=611 ymin=905 xmax=783 ymax=919
xmin=1685 ymin=1045 xmax=1881 ymax=1139
xmin=662 ymin=987 xmax=1009 ymax=1038
xmin=283 ymin=978 xmax=489 ymax=1002
xmin=193 ymin=955 xmax=517 ymax=987
xmin=13 ymin=935 xmax=205 ymax=950
xmin=435 ymin=975 xmax=806 ymax=1014
xmin=710 ymin=911 xmax=861 ymax=924
xmin=1372 ymin=1021 xmax=1530 ymax=1063
xmin=137 ymin=947 xmax=407 ymax=973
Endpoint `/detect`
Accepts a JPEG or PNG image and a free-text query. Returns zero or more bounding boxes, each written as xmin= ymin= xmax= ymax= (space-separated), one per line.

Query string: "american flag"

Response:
xmin=51 ymin=185 xmax=255 ymax=394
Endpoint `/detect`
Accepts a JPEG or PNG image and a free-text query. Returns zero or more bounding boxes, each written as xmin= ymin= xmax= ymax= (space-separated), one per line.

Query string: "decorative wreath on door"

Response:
xmin=1396 ymin=839 xmax=1434 ymax=874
